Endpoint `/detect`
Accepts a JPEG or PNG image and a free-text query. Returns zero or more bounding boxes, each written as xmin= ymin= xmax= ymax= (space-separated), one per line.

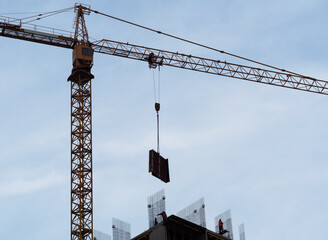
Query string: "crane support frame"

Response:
xmin=69 ymin=69 xmax=94 ymax=240
xmin=69 ymin=4 xmax=94 ymax=239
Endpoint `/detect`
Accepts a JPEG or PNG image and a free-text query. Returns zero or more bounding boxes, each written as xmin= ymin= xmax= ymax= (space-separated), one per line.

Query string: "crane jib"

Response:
xmin=91 ymin=40 xmax=328 ymax=95
xmin=1 ymin=22 xmax=327 ymax=95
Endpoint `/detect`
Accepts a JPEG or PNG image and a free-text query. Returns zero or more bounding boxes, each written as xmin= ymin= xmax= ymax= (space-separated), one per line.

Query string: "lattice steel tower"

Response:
xmin=68 ymin=4 xmax=94 ymax=240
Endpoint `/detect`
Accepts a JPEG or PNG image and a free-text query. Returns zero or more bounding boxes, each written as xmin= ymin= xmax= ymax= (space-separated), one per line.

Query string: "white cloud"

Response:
xmin=0 ymin=170 xmax=66 ymax=198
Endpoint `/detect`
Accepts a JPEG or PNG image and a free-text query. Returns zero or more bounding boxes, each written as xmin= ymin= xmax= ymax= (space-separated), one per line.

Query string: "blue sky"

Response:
xmin=1 ymin=0 xmax=328 ymax=240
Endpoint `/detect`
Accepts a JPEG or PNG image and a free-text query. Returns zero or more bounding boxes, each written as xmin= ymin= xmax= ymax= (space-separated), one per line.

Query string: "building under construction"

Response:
xmin=95 ymin=190 xmax=243 ymax=240
xmin=133 ymin=215 xmax=230 ymax=240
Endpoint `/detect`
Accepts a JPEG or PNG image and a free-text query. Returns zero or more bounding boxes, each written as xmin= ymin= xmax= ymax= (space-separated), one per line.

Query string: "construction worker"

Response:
xmin=218 ymin=219 xmax=223 ymax=234
xmin=157 ymin=211 xmax=167 ymax=220
xmin=161 ymin=211 xmax=167 ymax=219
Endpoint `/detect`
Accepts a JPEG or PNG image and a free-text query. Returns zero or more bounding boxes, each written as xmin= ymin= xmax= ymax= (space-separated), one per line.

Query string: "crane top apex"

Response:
xmin=73 ymin=2 xmax=90 ymax=43
xmin=72 ymin=3 xmax=93 ymax=68
xmin=74 ymin=3 xmax=91 ymax=15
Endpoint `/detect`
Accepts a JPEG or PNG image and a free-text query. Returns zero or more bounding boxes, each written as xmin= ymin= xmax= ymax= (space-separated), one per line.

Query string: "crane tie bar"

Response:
xmin=88 ymin=7 xmax=309 ymax=78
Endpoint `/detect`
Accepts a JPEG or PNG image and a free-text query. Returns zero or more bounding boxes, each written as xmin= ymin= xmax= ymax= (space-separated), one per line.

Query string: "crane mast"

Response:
xmin=68 ymin=4 xmax=94 ymax=240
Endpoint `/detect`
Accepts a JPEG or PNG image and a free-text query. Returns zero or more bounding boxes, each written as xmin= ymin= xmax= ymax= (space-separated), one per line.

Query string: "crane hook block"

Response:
xmin=148 ymin=52 xmax=164 ymax=69
xmin=149 ymin=149 xmax=170 ymax=183
xmin=155 ymin=102 xmax=160 ymax=112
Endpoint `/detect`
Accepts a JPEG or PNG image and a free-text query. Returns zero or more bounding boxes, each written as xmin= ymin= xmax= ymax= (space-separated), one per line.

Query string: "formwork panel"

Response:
xmin=147 ymin=189 xmax=166 ymax=228
xmin=112 ymin=218 xmax=131 ymax=240
xmin=177 ymin=197 xmax=206 ymax=228
xmin=214 ymin=209 xmax=234 ymax=240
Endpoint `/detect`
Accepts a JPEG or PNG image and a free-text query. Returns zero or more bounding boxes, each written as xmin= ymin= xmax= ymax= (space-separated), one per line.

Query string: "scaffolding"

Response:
xmin=176 ymin=197 xmax=206 ymax=228
xmin=147 ymin=189 xmax=166 ymax=228
xmin=112 ymin=218 xmax=131 ymax=240
xmin=238 ymin=224 xmax=245 ymax=240
xmin=214 ymin=209 xmax=234 ymax=240
xmin=94 ymin=230 xmax=111 ymax=240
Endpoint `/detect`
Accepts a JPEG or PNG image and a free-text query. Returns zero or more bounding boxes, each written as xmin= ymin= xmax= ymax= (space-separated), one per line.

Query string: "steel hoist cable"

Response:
xmin=152 ymin=67 xmax=161 ymax=153
xmin=19 ymin=7 xmax=74 ymax=24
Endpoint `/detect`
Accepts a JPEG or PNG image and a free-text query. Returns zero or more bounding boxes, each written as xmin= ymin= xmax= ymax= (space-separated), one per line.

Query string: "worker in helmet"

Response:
xmin=157 ymin=211 xmax=167 ymax=220
xmin=218 ymin=219 xmax=223 ymax=234
xmin=161 ymin=211 xmax=167 ymax=219
xmin=154 ymin=211 xmax=167 ymax=226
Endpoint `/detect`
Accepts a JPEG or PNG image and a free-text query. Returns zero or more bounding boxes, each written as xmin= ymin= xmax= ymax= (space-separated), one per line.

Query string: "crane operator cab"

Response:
xmin=68 ymin=44 xmax=95 ymax=84
xmin=72 ymin=44 xmax=94 ymax=68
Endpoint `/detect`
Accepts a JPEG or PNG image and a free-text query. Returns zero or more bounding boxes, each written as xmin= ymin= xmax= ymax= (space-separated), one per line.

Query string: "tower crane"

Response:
xmin=1 ymin=3 xmax=327 ymax=240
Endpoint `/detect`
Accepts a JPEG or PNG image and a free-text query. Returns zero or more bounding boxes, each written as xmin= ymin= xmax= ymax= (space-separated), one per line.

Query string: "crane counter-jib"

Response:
xmin=24 ymin=29 xmax=61 ymax=39
xmin=0 ymin=22 xmax=75 ymax=49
